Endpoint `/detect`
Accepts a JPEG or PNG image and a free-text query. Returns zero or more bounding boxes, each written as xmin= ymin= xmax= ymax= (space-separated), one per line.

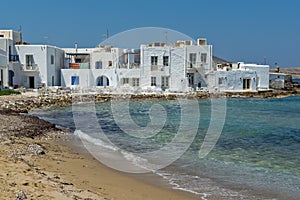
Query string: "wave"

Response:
xmin=73 ymin=130 xmax=154 ymax=172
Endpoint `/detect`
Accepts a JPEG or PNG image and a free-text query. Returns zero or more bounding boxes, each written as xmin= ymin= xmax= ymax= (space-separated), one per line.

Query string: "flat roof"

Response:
xmin=66 ymin=52 xmax=90 ymax=56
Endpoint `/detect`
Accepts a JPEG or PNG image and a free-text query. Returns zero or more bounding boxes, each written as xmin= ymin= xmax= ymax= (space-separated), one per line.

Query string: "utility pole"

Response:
xmin=164 ymin=31 xmax=168 ymax=44
xmin=106 ymin=29 xmax=109 ymax=39
xmin=18 ymin=25 xmax=22 ymax=43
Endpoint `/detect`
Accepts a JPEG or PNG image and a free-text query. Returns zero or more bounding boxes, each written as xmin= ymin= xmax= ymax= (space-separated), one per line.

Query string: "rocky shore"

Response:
xmin=0 ymin=109 xmax=105 ymax=199
xmin=0 ymin=89 xmax=299 ymax=113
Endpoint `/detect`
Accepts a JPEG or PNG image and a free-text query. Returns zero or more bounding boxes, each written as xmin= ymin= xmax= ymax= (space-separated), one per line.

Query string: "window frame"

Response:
xmin=151 ymin=56 xmax=158 ymax=66
xmin=151 ymin=77 xmax=157 ymax=86
xmin=163 ymin=56 xmax=169 ymax=66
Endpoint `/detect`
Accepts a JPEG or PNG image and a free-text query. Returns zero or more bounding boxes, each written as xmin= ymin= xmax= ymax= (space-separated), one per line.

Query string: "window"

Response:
xmin=151 ymin=77 xmax=156 ymax=86
xmin=243 ymin=78 xmax=251 ymax=90
xmin=189 ymin=53 xmax=196 ymax=68
xmin=26 ymin=55 xmax=34 ymax=66
xmin=51 ymin=55 xmax=54 ymax=65
xmin=95 ymin=61 xmax=102 ymax=69
xmin=134 ymin=54 xmax=140 ymax=64
xmin=52 ymin=76 xmax=55 ymax=86
xmin=132 ymin=78 xmax=140 ymax=87
xmin=71 ymin=76 xmax=79 ymax=85
xmin=201 ymin=53 xmax=207 ymax=63
xmin=163 ymin=56 xmax=169 ymax=66
xmin=121 ymin=78 xmax=129 ymax=85
xmin=218 ymin=77 xmax=223 ymax=85
xmin=151 ymin=56 xmax=158 ymax=66
xmin=108 ymin=61 xmax=112 ymax=67
xmin=187 ymin=73 xmax=194 ymax=87
xmin=161 ymin=76 xmax=169 ymax=88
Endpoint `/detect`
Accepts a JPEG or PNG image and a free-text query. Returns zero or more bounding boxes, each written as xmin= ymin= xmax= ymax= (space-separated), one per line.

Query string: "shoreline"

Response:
xmin=1 ymin=92 xmax=299 ymax=199
xmin=1 ymin=89 xmax=299 ymax=113
xmin=0 ymin=109 xmax=198 ymax=199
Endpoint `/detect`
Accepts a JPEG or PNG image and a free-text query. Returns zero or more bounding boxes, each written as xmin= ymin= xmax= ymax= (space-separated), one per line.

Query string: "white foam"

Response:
xmin=74 ymin=130 xmax=157 ymax=171
xmin=74 ymin=130 xmax=119 ymax=151
xmin=155 ymin=171 xmax=207 ymax=197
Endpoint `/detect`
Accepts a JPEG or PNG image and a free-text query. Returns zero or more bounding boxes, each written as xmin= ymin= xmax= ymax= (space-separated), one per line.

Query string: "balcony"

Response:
xmin=9 ymin=55 xmax=19 ymax=62
xmin=68 ymin=62 xmax=90 ymax=69
xmin=21 ymin=64 xmax=38 ymax=71
xmin=129 ymin=63 xmax=140 ymax=69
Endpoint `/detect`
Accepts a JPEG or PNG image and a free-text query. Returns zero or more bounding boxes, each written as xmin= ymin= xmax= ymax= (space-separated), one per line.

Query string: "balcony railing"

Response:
xmin=151 ymin=65 xmax=169 ymax=72
xmin=9 ymin=55 xmax=19 ymax=62
xmin=129 ymin=63 xmax=140 ymax=69
xmin=21 ymin=64 xmax=37 ymax=71
xmin=118 ymin=63 xmax=140 ymax=69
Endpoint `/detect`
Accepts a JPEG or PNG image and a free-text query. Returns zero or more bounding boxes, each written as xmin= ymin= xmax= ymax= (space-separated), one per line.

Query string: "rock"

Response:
xmin=27 ymin=144 xmax=45 ymax=155
xmin=16 ymin=190 xmax=27 ymax=200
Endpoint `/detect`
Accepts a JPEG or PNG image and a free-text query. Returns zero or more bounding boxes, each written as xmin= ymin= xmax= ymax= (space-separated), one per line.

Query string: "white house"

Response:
xmin=15 ymin=45 xmax=64 ymax=88
xmin=0 ymin=30 xmax=22 ymax=88
xmin=207 ymin=62 xmax=269 ymax=92
xmin=61 ymin=46 xmax=122 ymax=87
xmin=140 ymin=39 xmax=212 ymax=92
xmin=61 ymin=38 xmax=213 ymax=93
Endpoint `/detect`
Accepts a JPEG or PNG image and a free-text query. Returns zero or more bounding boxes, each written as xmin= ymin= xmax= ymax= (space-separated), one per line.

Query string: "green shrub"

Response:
xmin=0 ymin=90 xmax=21 ymax=96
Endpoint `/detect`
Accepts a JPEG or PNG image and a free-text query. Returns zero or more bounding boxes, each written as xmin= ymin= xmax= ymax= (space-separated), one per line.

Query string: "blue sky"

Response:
xmin=2 ymin=0 xmax=300 ymax=68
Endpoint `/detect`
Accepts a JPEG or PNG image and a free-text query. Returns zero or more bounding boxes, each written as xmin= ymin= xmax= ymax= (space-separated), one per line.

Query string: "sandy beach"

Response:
xmin=0 ymin=109 xmax=197 ymax=200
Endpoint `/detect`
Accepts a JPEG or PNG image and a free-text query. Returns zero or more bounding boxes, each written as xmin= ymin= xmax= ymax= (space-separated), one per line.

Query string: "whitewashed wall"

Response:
xmin=16 ymin=45 xmax=64 ymax=88
xmin=207 ymin=70 xmax=257 ymax=91
xmin=241 ymin=64 xmax=269 ymax=89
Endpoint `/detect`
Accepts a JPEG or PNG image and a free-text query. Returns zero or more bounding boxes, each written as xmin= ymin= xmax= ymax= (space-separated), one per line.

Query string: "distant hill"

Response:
xmin=212 ymin=56 xmax=231 ymax=64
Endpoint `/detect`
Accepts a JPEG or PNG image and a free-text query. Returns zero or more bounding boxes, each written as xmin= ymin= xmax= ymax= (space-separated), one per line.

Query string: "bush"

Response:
xmin=0 ymin=90 xmax=21 ymax=96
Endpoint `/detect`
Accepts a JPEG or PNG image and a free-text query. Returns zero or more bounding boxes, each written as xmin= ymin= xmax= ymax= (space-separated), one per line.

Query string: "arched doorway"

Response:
xmin=96 ymin=76 xmax=109 ymax=86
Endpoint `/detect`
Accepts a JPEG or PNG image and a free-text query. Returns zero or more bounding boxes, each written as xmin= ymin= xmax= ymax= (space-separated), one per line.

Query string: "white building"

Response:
xmin=15 ymin=45 xmax=65 ymax=88
xmin=207 ymin=62 xmax=269 ymax=92
xmin=61 ymin=38 xmax=213 ymax=93
xmin=0 ymin=30 xmax=65 ymax=89
xmin=0 ymin=30 xmax=22 ymax=88
xmin=61 ymin=46 xmax=122 ymax=87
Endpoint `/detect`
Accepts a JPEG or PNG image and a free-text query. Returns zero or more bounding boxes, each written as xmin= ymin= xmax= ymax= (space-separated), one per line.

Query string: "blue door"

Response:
xmin=97 ymin=76 xmax=109 ymax=86
xmin=71 ymin=76 xmax=79 ymax=85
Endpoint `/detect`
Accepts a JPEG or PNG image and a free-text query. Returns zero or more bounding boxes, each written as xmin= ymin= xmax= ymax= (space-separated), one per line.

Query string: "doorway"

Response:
xmin=96 ymin=76 xmax=109 ymax=86
xmin=29 ymin=76 xmax=35 ymax=88
xmin=9 ymin=70 xmax=14 ymax=86
xmin=243 ymin=78 xmax=251 ymax=90
xmin=187 ymin=73 xmax=194 ymax=87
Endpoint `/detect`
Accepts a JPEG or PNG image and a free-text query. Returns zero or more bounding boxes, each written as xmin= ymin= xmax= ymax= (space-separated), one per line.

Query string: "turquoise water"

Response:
xmin=31 ymin=96 xmax=300 ymax=199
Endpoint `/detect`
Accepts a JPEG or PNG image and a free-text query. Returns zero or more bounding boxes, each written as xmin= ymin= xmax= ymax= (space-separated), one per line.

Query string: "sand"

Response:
xmin=0 ymin=110 xmax=196 ymax=200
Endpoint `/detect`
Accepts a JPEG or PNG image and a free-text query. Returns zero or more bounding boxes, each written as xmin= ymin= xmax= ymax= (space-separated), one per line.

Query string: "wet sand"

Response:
xmin=0 ymin=109 xmax=197 ymax=200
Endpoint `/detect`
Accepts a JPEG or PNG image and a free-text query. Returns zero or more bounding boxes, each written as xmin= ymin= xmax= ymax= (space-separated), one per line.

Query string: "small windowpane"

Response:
xmin=151 ymin=77 xmax=156 ymax=86
xmin=151 ymin=56 xmax=158 ymax=65
xmin=163 ymin=56 xmax=169 ymax=66
xmin=51 ymin=55 xmax=54 ymax=65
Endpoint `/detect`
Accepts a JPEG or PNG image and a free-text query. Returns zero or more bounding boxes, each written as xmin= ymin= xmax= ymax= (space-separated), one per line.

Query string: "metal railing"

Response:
xmin=21 ymin=64 xmax=37 ymax=71
xmin=9 ymin=55 xmax=19 ymax=62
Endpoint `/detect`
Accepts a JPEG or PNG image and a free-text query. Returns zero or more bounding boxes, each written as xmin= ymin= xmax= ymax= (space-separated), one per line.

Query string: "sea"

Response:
xmin=293 ymin=78 xmax=300 ymax=83
xmin=30 ymin=95 xmax=300 ymax=200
